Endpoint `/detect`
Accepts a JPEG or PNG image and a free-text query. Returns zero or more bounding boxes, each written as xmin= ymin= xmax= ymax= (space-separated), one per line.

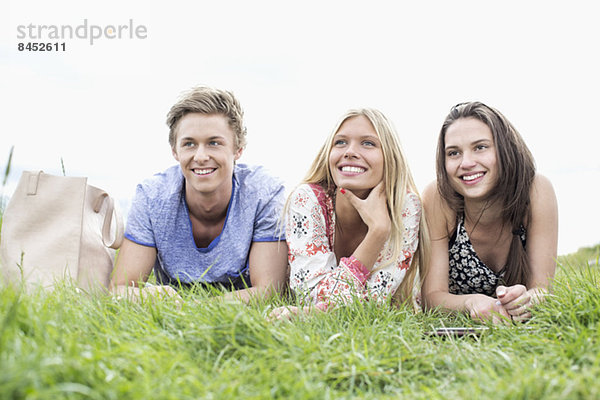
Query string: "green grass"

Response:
xmin=559 ymin=243 xmax=600 ymax=267
xmin=1 ymin=250 xmax=600 ymax=400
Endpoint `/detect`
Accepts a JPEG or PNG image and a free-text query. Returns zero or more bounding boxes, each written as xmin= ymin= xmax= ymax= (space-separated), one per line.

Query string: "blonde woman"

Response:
xmin=271 ymin=109 xmax=428 ymax=319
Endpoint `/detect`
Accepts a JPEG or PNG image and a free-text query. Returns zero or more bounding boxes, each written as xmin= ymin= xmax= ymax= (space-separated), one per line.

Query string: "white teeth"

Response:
xmin=341 ymin=166 xmax=365 ymax=173
xmin=462 ymin=172 xmax=484 ymax=181
xmin=193 ymin=168 xmax=214 ymax=175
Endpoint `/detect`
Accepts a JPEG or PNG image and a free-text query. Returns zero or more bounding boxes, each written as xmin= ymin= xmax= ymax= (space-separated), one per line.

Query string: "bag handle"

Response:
xmin=26 ymin=170 xmax=43 ymax=195
xmin=93 ymin=192 xmax=124 ymax=249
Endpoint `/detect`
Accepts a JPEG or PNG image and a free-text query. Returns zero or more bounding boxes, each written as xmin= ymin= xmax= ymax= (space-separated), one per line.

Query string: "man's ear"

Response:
xmin=172 ymin=147 xmax=179 ymax=162
xmin=234 ymin=147 xmax=243 ymax=161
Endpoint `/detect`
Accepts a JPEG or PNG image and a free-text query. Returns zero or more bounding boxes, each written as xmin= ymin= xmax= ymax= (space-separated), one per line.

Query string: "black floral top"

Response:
xmin=448 ymin=214 xmax=526 ymax=296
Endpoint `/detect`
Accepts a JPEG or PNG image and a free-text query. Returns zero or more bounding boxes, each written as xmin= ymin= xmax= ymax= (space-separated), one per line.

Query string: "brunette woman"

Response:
xmin=422 ymin=102 xmax=558 ymax=323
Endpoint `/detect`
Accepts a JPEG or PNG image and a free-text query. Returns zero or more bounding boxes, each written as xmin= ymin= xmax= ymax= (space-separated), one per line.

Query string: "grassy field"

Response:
xmin=0 ymin=245 xmax=599 ymax=399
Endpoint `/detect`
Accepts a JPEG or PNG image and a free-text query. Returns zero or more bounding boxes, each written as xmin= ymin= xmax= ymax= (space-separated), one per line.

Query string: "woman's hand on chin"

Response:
xmin=341 ymin=181 xmax=391 ymax=238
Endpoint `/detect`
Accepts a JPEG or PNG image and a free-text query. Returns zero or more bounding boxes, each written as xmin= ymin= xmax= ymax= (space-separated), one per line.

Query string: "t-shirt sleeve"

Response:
xmin=252 ymin=179 xmax=286 ymax=242
xmin=124 ymin=183 xmax=156 ymax=247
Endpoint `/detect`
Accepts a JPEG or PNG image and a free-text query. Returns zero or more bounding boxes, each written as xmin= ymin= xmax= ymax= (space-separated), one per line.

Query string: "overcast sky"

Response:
xmin=2 ymin=0 xmax=599 ymax=255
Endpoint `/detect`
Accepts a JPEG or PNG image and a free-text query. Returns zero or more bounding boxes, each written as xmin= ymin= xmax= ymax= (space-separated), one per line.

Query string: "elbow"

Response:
xmin=420 ymin=289 xmax=444 ymax=310
xmin=251 ymin=277 xmax=288 ymax=297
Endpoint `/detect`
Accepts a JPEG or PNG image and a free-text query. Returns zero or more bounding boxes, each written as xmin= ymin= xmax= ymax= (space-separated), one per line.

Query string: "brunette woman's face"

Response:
xmin=444 ymin=117 xmax=498 ymax=202
xmin=328 ymin=115 xmax=384 ymax=198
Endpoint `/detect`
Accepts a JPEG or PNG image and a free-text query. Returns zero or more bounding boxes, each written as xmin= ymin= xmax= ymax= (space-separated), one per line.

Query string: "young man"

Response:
xmin=111 ymin=86 xmax=288 ymax=302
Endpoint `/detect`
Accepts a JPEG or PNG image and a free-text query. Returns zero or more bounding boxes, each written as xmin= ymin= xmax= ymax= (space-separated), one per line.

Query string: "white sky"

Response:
xmin=1 ymin=0 xmax=599 ymax=255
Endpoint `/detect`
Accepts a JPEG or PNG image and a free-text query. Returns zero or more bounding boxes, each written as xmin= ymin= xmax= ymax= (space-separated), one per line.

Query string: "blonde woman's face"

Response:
xmin=328 ymin=115 xmax=384 ymax=198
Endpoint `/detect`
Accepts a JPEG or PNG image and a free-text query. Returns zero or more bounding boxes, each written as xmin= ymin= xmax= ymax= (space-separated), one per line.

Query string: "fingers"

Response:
xmin=371 ymin=181 xmax=386 ymax=195
xmin=469 ymin=303 xmax=508 ymax=323
xmin=339 ymin=182 xmax=390 ymax=230
xmin=497 ymin=285 xmax=530 ymax=310
xmin=496 ymin=285 xmax=537 ymax=322
xmin=466 ymin=295 xmax=511 ymax=324
xmin=267 ymin=306 xmax=291 ymax=322
xmin=496 ymin=284 xmax=526 ymax=304
xmin=141 ymin=285 xmax=183 ymax=308
xmin=339 ymin=184 xmax=382 ymax=209
xmin=339 ymin=181 xmax=385 ymax=204
xmin=467 ymin=289 xmax=536 ymax=325
xmin=339 ymin=186 xmax=361 ymax=210
xmin=471 ymin=307 xmax=510 ymax=325
xmin=481 ymin=300 xmax=510 ymax=325
xmin=529 ymin=287 xmax=549 ymax=306
xmin=495 ymin=285 xmax=508 ymax=299
xmin=492 ymin=302 xmax=511 ymax=325
xmin=507 ymin=303 xmax=528 ymax=315
xmin=498 ymin=285 xmax=531 ymax=310
xmin=267 ymin=306 xmax=300 ymax=322
xmin=495 ymin=301 xmax=510 ymax=318
xmin=510 ymin=311 xmax=532 ymax=323
xmin=505 ymin=300 xmax=533 ymax=323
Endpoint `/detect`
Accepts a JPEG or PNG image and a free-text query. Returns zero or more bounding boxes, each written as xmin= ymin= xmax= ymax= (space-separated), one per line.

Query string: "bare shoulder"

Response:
xmin=421 ymin=181 xmax=455 ymax=237
xmin=422 ymin=181 xmax=452 ymax=216
xmin=530 ymin=174 xmax=558 ymax=208
xmin=528 ymin=173 xmax=558 ymax=227
xmin=531 ymin=174 xmax=556 ymax=195
xmin=421 ymin=181 xmax=438 ymax=205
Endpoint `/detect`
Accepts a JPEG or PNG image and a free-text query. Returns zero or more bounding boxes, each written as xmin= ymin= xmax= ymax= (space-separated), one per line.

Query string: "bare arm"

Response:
xmin=222 ymin=240 xmax=288 ymax=303
xmin=110 ymin=238 xmax=165 ymax=299
xmin=421 ymin=181 xmax=460 ymax=310
xmin=524 ymin=174 xmax=558 ymax=289
xmin=421 ymin=182 xmax=509 ymax=322
xmin=497 ymin=174 xmax=558 ymax=321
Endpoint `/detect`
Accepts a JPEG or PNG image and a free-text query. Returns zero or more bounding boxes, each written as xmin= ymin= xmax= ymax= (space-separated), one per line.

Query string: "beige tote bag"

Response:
xmin=0 ymin=170 xmax=124 ymax=292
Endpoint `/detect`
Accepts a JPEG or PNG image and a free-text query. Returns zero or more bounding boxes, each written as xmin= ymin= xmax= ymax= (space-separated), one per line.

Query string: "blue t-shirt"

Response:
xmin=124 ymin=164 xmax=285 ymax=284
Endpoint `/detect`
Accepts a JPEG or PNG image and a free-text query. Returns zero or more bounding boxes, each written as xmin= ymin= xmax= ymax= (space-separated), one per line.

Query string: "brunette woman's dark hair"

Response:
xmin=436 ymin=101 xmax=536 ymax=286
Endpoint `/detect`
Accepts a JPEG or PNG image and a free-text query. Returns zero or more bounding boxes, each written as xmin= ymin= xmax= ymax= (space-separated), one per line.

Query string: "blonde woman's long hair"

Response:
xmin=295 ymin=108 xmax=430 ymax=304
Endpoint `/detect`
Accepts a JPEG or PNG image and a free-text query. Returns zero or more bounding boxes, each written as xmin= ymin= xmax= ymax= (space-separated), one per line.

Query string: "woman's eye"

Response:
xmin=333 ymin=139 xmax=346 ymax=146
xmin=475 ymin=144 xmax=488 ymax=151
xmin=362 ymin=140 xmax=376 ymax=147
xmin=447 ymin=150 xmax=459 ymax=157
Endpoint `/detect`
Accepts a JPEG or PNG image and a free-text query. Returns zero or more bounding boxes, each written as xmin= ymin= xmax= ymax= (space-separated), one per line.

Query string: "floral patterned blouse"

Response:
xmin=287 ymin=183 xmax=421 ymax=310
xmin=448 ymin=213 xmax=527 ymax=296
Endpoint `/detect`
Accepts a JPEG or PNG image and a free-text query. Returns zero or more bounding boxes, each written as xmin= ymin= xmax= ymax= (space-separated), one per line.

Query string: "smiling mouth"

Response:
xmin=340 ymin=166 xmax=366 ymax=174
xmin=192 ymin=168 xmax=216 ymax=176
xmin=461 ymin=172 xmax=484 ymax=181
